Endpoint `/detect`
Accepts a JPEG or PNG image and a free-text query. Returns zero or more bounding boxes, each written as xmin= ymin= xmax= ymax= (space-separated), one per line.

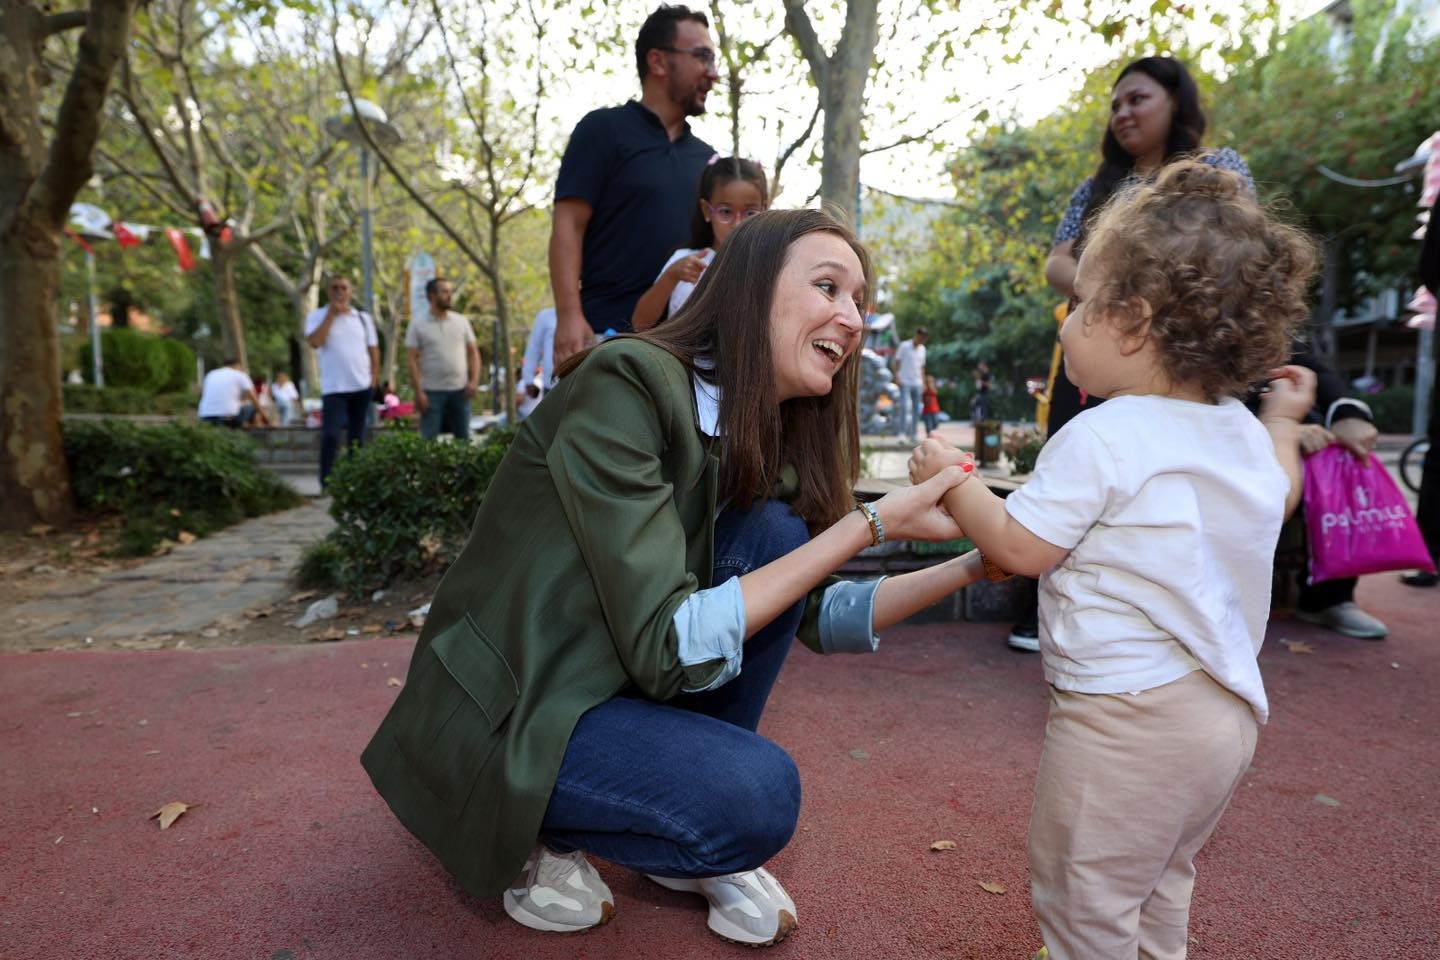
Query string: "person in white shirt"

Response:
xmin=305 ymin=275 xmax=378 ymax=484
xmin=909 ymin=162 xmax=1319 ymax=959
xmin=197 ymin=359 xmax=266 ymax=428
xmin=270 ymin=372 xmax=300 ymax=425
xmin=892 ymin=327 xmax=927 ymax=440
xmin=405 ymin=277 xmax=480 ymax=440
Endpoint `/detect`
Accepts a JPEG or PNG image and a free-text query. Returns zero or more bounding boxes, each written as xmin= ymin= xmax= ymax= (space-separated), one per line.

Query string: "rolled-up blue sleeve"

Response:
xmin=816 ymin=577 xmax=886 ymax=654
xmin=673 ymin=577 xmax=746 ymax=693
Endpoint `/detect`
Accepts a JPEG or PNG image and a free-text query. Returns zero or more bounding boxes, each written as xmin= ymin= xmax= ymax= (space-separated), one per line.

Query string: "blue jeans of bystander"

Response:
xmin=419 ymin=388 xmax=471 ymax=440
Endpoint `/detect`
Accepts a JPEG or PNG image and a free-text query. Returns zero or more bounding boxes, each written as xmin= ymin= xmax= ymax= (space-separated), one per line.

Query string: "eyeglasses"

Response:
xmin=658 ymin=45 xmax=717 ymax=68
xmin=704 ymin=201 xmax=764 ymax=225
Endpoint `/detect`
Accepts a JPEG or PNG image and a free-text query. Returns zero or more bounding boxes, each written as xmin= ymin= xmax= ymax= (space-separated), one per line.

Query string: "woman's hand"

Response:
xmin=1297 ymin=423 xmax=1334 ymax=456
xmin=907 ymin=438 xmax=973 ymax=485
xmin=874 ymin=465 xmax=972 ymax=542
xmin=1330 ymin=416 xmax=1378 ymax=466
xmin=665 ymin=251 xmax=709 ymax=285
xmin=1258 ymin=365 xmax=1317 ymax=425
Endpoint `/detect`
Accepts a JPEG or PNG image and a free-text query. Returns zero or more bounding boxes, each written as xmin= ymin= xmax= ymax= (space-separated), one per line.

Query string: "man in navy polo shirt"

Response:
xmin=549 ymin=4 xmax=718 ymax=364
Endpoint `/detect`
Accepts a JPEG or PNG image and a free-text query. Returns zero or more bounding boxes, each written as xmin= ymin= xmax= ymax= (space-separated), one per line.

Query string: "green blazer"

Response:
xmin=361 ymin=339 xmax=831 ymax=898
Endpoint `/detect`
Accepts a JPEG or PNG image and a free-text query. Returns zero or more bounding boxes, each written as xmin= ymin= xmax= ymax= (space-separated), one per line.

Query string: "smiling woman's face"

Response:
xmin=1109 ymin=71 xmax=1175 ymax=162
xmin=767 ymin=232 xmax=867 ymax=403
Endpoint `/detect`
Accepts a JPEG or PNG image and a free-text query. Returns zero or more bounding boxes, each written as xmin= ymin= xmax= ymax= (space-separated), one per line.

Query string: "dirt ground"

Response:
xmin=0 ymin=520 xmax=440 ymax=656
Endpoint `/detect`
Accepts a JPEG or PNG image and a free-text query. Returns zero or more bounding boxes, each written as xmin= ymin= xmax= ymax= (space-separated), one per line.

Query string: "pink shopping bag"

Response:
xmin=1302 ymin=445 xmax=1436 ymax=583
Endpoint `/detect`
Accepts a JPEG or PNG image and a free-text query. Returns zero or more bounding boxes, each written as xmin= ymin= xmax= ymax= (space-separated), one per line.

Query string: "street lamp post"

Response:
xmin=325 ymin=100 xmax=402 ymax=318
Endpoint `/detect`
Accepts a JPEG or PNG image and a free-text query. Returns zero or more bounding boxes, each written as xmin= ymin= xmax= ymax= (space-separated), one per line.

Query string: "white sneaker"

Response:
xmin=1297 ymin=602 xmax=1387 ymax=640
xmin=503 ymin=846 xmax=614 ymax=933
xmin=648 ymin=867 xmax=798 ymax=946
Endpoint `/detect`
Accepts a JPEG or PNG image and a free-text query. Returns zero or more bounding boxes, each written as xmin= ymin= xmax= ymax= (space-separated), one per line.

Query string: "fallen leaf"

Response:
xmin=361 ymin=623 xmax=383 ymax=634
xmin=151 ymin=801 xmax=195 ymax=830
xmin=244 ymin=608 xmax=274 ymax=621
xmin=29 ymin=523 xmax=54 ymax=537
xmin=930 ymin=840 xmax=957 ymax=851
xmin=386 ymin=677 xmax=403 ymax=687
xmin=308 ymin=626 xmax=345 ymax=643
xmin=978 ymin=881 xmax=1007 ymax=895
xmin=288 ymin=590 xmax=316 ymax=604
xmin=1285 ymin=641 xmax=1315 ymax=655
xmin=1313 ymin=793 xmax=1340 ymax=807
xmin=176 ymin=531 xmax=196 ymax=545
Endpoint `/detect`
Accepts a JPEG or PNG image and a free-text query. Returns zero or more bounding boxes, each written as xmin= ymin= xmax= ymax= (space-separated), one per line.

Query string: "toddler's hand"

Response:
xmin=908 ymin=438 xmax=973 ymax=485
xmin=1259 ymin=365 xmax=1316 ymax=424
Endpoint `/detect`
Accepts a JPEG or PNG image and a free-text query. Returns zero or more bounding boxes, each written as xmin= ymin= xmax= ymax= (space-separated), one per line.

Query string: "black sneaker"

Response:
xmin=1401 ymin=570 xmax=1439 ymax=587
xmin=1007 ymin=616 xmax=1040 ymax=652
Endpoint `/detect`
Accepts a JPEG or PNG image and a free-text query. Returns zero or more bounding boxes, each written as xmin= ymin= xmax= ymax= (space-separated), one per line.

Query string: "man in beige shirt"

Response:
xmin=405 ymin=278 xmax=480 ymax=440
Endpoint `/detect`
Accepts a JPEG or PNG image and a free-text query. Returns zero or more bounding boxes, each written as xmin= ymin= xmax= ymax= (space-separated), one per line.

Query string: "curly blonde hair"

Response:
xmin=1082 ymin=159 xmax=1319 ymax=402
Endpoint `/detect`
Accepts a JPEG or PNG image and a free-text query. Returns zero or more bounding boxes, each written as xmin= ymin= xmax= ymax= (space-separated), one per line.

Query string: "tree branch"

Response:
xmin=28 ymin=0 xmax=139 ymax=230
xmin=41 ymin=11 xmax=89 ymax=37
xmin=781 ymin=0 xmax=829 ymax=92
xmin=772 ymin=100 xmax=821 ymax=197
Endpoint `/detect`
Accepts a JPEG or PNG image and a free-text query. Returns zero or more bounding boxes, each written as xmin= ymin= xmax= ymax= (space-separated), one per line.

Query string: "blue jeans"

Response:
xmin=419 ymin=388 xmax=471 ymax=440
xmin=539 ymin=499 xmax=810 ymax=878
xmin=320 ymin=389 xmax=371 ymax=484
xmin=899 ymin=383 xmax=924 ymax=439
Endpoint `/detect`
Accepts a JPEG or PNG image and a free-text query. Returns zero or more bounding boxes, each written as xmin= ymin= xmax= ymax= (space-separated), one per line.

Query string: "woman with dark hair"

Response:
xmin=361 ymin=208 xmax=999 ymax=946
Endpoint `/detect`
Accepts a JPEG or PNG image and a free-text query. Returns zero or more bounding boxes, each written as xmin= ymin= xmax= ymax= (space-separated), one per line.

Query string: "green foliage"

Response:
xmin=78 ymin=328 xmax=191 ymax=393
xmin=310 ymin=428 xmax=517 ymax=593
xmin=63 ymin=420 xmax=301 ymax=555
xmin=63 ymin=384 xmax=197 ymax=416
xmin=1366 ymin=386 xmax=1415 ymax=434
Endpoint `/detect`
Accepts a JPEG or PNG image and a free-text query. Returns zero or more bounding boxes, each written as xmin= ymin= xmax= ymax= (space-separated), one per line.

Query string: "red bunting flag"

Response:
xmin=113 ymin=222 xmax=142 ymax=249
xmin=64 ymin=229 xmax=95 ymax=255
xmin=164 ymin=227 xmax=196 ymax=272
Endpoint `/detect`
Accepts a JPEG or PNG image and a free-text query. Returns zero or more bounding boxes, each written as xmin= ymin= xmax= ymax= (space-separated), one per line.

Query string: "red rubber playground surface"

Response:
xmin=3 ymin=573 xmax=1437 ymax=960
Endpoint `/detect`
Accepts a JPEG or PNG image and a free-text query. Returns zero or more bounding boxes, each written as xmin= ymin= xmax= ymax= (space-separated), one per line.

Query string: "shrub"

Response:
xmin=1366 ymin=386 xmax=1415 ymax=435
xmin=77 ymin=330 xmax=195 ymax=394
xmin=63 ymin=420 xmax=302 ymax=555
xmin=63 ymin=384 xmax=198 ymax=416
xmin=311 ymin=428 xmax=516 ymax=594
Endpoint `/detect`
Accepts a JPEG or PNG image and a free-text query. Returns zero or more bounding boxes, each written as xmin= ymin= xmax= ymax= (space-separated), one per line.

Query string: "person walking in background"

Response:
xmin=970 ymin=360 xmax=993 ymax=423
xmin=198 ymin=358 xmax=267 ymax=429
xmin=632 ymin=155 xmax=769 ymax=331
xmin=521 ymin=306 xmax=557 ymax=392
xmin=305 ymin=275 xmax=378 ymax=485
xmin=405 ymin=277 xmax=480 ymax=441
xmin=271 ymin=372 xmax=300 ymax=426
xmin=548 ymin=4 xmax=717 ymax=364
xmin=921 ymin=374 xmax=942 ymax=436
xmin=893 ymin=326 xmax=927 ymax=441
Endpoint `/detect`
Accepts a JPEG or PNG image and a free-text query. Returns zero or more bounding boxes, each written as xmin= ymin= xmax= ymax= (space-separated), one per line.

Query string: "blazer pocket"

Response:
xmin=390 ymin=614 xmax=519 ymax=816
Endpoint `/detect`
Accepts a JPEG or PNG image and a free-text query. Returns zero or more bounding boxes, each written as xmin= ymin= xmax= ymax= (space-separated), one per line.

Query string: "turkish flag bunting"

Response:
xmin=113 ymin=222 xmax=142 ymax=249
xmin=164 ymin=227 xmax=196 ymax=271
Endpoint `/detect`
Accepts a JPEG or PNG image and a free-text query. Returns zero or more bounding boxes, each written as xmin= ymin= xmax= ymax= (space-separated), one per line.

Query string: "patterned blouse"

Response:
xmin=1052 ymin=147 xmax=1254 ymax=247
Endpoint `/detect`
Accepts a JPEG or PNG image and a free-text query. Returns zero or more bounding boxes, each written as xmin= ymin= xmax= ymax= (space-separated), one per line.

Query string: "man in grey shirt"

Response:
xmin=405 ymin=278 xmax=480 ymax=440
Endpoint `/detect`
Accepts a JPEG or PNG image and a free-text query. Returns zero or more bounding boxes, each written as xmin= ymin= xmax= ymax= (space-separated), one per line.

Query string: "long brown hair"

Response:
xmin=559 ymin=208 xmax=869 ymax=530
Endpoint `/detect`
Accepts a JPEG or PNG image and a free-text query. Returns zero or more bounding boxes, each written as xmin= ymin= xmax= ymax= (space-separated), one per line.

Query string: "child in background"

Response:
xmin=909 ymin=161 xmax=1319 ymax=960
xmin=632 ymin=156 xmax=769 ymax=331
xmin=921 ymin=374 xmax=942 ymax=436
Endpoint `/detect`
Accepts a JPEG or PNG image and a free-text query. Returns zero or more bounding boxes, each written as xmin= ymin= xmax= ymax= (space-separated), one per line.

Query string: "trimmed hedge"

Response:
xmin=298 ymin=428 xmax=515 ymax=594
xmin=63 ymin=384 xmax=198 ymax=416
xmin=64 ymin=419 xmax=302 ymax=555
xmin=79 ymin=329 xmax=195 ymax=394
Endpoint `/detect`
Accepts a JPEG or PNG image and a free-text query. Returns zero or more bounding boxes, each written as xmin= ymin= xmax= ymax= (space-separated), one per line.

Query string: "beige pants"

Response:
xmin=1029 ymin=670 xmax=1258 ymax=960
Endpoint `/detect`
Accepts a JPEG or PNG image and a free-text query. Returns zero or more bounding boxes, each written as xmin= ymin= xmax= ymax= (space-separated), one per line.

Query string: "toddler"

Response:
xmin=911 ymin=160 xmax=1319 ymax=959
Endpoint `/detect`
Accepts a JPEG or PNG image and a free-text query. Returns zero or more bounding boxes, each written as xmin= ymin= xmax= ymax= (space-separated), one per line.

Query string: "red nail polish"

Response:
xmin=962 ymin=462 xmax=974 ymax=473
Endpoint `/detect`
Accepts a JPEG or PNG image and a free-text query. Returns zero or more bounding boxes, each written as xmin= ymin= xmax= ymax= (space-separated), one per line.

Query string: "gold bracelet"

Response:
xmin=980 ymin=552 xmax=1013 ymax=582
xmin=855 ymin=500 xmax=884 ymax=546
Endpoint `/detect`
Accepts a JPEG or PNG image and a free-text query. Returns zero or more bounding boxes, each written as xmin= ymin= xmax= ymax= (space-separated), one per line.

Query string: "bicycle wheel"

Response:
xmin=1400 ymin=438 xmax=1429 ymax=494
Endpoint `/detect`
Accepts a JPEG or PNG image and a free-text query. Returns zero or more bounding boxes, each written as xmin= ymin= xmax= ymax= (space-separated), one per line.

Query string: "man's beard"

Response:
xmin=669 ymin=76 xmax=707 ymax=117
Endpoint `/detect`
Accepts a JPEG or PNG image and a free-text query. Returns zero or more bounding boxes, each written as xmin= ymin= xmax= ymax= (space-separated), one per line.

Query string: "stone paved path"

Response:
xmin=10 ymin=501 xmax=334 ymax=644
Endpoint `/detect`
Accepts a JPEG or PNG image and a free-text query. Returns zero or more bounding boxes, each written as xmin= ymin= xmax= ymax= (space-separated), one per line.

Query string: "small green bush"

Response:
xmin=155 ymin=337 xmax=197 ymax=393
xmin=1366 ymin=386 xmax=1415 ymax=434
xmin=63 ymin=420 xmax=302 ymax=555
xmin=78 ymin=329 xmax=194 ymax=394
xmin=63 ymin=384 xmax=197 ymax=416
xmin=313 ymin=428 xmax=516 ymax=593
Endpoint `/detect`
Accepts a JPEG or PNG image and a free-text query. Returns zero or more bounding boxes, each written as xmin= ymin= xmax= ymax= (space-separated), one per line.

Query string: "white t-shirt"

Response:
xmin=655 ymin=247 xmax=715 ymax=320
xmin=197 ymin=366 xmax=255 ymax=418
xmin=272 ymin=380 xmax=300 ymax=405
xmin=522 ymin=308 xmax=557 ymax=388
xmin=895 ymin=339 xmax=926 ymax=387
xmin=1003 ymin=395 xmax=1289 ymax=722
xmin=304 ymin=306 xmax=377 ymax=394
